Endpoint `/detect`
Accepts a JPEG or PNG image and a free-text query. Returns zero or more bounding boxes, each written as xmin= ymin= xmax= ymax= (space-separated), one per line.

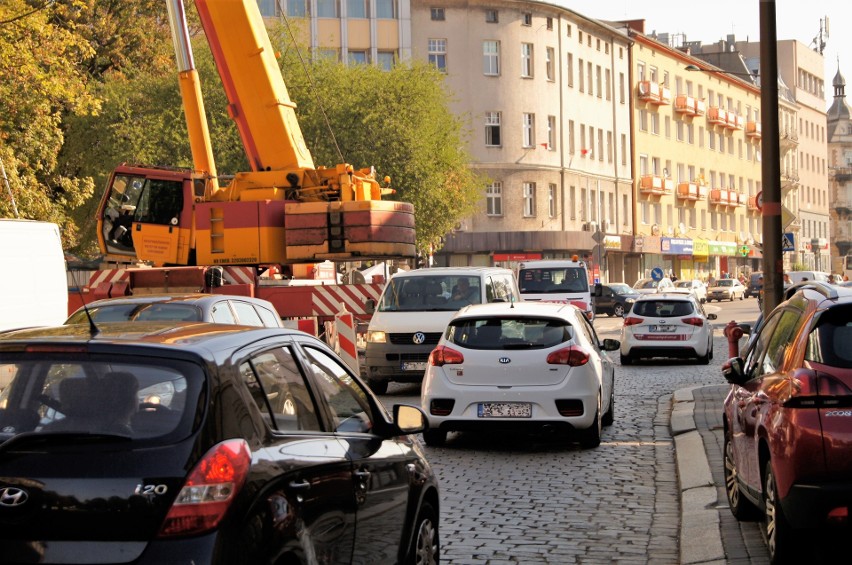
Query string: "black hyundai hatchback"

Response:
xmin=0 ymin=322 xmax=439 ymax=564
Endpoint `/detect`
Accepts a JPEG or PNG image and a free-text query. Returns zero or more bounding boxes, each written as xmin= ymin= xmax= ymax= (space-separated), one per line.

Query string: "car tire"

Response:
xmin=763 ymin=463 xmax=799 ymax=564
xmin=578 ymin=398 xmax=602 ymax=449
xmin=613 ymin=304 xmax=625 ymax=317
xmin=368 ymin=380 xmax=389 ymax=395
xmin=422 ymin=429 xmax=447 ymax=447
xmin=697 ymin=348 xmax=710 ymax=365
xmin=602 ymin=387 xmax=615 ymax=427
xmin=706 ymin=298 xmax=712 ymax=303
xmin=406 ymin=500 xmax=439 ymax=565
xmin=730 ymin=294 xmax=734 ymax=302
xmin=620 ymin=353 xmax=633 ymax=365
xmin=724 ymin=431 xmax=759 ymax=521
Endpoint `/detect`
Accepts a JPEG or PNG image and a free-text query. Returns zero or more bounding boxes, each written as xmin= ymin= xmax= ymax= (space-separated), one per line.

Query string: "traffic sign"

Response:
xmin=651 ymin=267 xmax=664 ymax=281
xmin=781 ymin=205 xmax=796 ymax=230
xmin=782 ymin=232 xmax=795 ymax=252
xmin=755 ymin=191 xmax=763 ymax=211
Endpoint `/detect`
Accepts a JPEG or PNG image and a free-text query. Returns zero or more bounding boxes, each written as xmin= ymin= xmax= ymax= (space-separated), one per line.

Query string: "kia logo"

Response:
xmin=0 ymin=487 xmax=28 ymax=507
xmin=499 ymin=357 xmax=511 ymax=364
xmin=659 ymin=320 xmax=666 ymax=324
xmin=412 ymin=332 xmax=426 ymax=345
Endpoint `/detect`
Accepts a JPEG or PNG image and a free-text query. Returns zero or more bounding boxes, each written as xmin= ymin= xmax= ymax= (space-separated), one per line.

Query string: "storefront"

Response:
xmin=708 ymin=241 xmax=739 ymax=278
xmin=662 ymin=237 xmax=693 ymax=279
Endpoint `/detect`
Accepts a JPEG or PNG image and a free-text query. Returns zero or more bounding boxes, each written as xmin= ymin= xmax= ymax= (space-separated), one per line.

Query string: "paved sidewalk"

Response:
xmin=672 ymin=385 xmax=770 ymax=564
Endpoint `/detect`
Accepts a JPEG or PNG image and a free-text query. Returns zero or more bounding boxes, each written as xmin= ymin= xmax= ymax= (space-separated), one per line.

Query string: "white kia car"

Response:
xmin=420 ymin=302 xmax=619 ymax=449
xmin=619 ymin=293 xmax=716 ymax=365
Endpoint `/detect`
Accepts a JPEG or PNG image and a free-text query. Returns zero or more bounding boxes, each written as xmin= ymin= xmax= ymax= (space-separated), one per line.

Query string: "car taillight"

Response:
xmin=783 ymin=369 xmax=852 ymax=408
xmin=158 ymin=439 xmax=251 ymax=537
xmin=429 ymin=345 xmax=464 ymax=366
xmin=623 ymin=316 xmax=642 ymax=326
xmin=546 ymin=346 xmax=589 ymax=366
xmin=681 ymin=317 xmax=704 ymax=327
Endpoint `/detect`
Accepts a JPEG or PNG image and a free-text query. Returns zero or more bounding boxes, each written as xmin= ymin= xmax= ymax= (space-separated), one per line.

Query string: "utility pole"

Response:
xmin=760 ymin=1 xmax=783 ymax=313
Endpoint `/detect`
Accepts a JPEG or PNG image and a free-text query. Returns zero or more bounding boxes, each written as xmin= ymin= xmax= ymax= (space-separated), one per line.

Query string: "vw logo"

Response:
xmin=412 ymin=332 xmax=426 ymax=345
xmin=0 ymin=487 xmax=28 ymax=507
xmin=499 ymin=357 xmax=511 ymax=364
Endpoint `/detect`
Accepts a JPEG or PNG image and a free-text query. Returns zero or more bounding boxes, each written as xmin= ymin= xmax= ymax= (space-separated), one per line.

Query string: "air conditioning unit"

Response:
xmin=454 ymin=220 xmax=469 ymax=232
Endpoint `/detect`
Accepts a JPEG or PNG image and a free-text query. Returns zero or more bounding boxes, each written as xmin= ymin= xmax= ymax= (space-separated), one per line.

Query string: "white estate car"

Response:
xmin=632 ymin=277 xmax=675 ymax=294
xmin=620 ymin=293 xmax=717 ymax=365
xmin=672 ymin=279 xmax=707 ymax=303
xmin=420 ymin=302 xmax=619 ymax=449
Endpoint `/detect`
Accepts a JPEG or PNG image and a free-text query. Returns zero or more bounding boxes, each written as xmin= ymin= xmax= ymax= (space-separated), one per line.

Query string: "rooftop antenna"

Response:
xmin=811 ymin=16 xmax=828 ymax=55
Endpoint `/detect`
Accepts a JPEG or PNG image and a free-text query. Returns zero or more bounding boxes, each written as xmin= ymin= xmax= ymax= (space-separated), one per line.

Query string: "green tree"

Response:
xmin=0 ymin=0 xmax=99 ymax=247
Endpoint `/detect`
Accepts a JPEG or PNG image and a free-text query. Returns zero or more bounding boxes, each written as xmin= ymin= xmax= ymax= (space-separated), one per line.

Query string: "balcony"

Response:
xmin=746 ymin=121 xmax=762 ymax=139
xmin=780 ymin=127 xmax=798 ymax=151
xmin=662 ymin=178 xmax=675 ymax=194
xmin=781 ymin=168 xmax=799 ymax=189
xmin=727 ymin=114 xmax=744 ymax=130
xmin=707 ymin=106 xmax=727 ymax=126
xmin=637 ymin=81 xmax=669 ymax=106
xmin=836 ymin=198 xmax=852 ymax=213
xmin=674 ymin=95 xmax=697 ymax=116
xmin=747 ymin=195 xmax=760 ymax=211
xmin=676 ymin=182 xmax=699 ymax=200
xmin=834 ymin=167 xmax=852 ymax=181
xmin=709 ymin=188 xmax=731 ymax=206
xmin=693 ymin=98 xmax=706 ymax=116
xmin=660 ymin=87 xmax=672 ymax=104
xmin=639 ymin=174 xmax=666 ymax=194
xmin=730 ymin=192 xmax=746 ymax=206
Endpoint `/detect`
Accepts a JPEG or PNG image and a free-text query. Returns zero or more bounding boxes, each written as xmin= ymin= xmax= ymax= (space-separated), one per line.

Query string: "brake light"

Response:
xmin=623 ymin=316 xmax=642 ymax=326
xmin=158 ymin=439 xmax=251 ymax=537
xmin=681 ymin=317 xmax=704 ymax=327
xmin=429 ymin=345 xmax=464 ymax=366
xmin=783 ymin=369 xmax=852 ymax=408
xmin=546 ymin=346 xmax=589 ymax=366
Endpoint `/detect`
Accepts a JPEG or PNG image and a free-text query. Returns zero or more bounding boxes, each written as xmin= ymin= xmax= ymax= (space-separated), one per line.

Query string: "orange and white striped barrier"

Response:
xmin=333 ymin=309 xmax=359 ymax=374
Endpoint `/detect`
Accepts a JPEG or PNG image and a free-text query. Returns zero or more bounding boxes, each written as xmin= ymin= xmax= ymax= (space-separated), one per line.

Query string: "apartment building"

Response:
xmin=621 ymin=26 xmax=763 ymax=282
xmin=827 ymin=67 xmax=852 ymax=276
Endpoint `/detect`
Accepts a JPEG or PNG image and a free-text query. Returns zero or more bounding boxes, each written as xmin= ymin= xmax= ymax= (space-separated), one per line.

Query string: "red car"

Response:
xmin=722 ymin=281 xmax=852 ymax=564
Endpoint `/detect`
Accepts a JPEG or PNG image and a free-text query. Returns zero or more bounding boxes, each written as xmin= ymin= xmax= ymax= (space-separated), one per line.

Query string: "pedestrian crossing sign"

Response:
xmin=782 ymin=232 xmax=795 ymax=252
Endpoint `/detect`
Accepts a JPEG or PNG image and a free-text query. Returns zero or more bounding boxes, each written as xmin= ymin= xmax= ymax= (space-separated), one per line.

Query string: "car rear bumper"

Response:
xmin=783 ymin=480 xmax=852 ymax=528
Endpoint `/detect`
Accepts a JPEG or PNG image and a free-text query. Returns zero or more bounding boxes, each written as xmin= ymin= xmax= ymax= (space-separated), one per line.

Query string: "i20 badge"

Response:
xmin=499 ymin=357 xmax=511 ymax=364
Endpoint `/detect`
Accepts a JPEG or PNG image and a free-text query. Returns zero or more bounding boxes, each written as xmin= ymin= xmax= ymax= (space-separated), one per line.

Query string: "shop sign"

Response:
xmin=493 ymin=253 xmax=542 ymax=261
xmin=708 ymin=241 xmax=737 ymax=256
xmin=692 ymin=239 xmax=709 ymax=258
xmin=661 ymin=237 xmax=693 ymax=255
xmin=603 ymin=235 xmax=622 ymax=249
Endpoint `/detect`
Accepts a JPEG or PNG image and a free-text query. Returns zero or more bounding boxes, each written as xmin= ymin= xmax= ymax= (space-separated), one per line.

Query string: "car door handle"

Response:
xmin=354 ymin=470 xmax=371 ymax=481
xmin=288 ymin=479 xmax=311 ymax=491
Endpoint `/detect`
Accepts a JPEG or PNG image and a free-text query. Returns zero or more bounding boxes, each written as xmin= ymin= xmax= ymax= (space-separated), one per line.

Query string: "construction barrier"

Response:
xmin=332 ymin=309 xmax=359 ymax=374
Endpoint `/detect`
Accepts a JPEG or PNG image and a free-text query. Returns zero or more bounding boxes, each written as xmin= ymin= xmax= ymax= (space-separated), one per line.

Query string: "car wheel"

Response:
xmin=422 ymin=429 xmax=447 ymax=447
xmin=706 ymin=298 xmax=712 ymax=303
xmin=602 ymin=386 xmax=615 ymax=427
xmin=697 ymin=348 xmax=710 ymax=365
xmin=763 ymin=463 xmax=799 ymax=564
xmin=368 ymin=380 xmax=389 ymax=395
xmin=724 ymin=431 xmax=759 ymax=520
xmin=406 ymin=501 xmax=439 ymax=565
xmin=730 ymin=294 xmax=734 ymax=302
xmin=578 ymin=394 xmax=602 ymax=449
xmin=620 ymin=353 xmax=633 ymax=365
xmin=613 ymin=304 xmax=625 ymax=317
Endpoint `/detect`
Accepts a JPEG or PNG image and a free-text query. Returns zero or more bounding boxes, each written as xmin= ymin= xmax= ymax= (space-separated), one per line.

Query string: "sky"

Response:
xmin=559 ymin=0 xmax=850 ymax=108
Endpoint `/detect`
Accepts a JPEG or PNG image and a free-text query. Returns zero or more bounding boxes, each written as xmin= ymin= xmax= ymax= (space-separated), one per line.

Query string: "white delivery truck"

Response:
xmin=363 ymin=267 xmax=519 ymax=394
xmin=0 ymin=219 xmax=68 ymax=332
xmin=517 ymin=258 xmax=594 ymax=320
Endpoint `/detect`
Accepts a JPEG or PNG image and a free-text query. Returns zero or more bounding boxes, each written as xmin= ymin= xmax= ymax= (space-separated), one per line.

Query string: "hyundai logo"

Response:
xmin=0 ymin=487 xmax=28 ymax=507
xmin=499 ymin=357 xmax=511 ymax=364
xmin=412 ymin=332 xmax=426 ymax=345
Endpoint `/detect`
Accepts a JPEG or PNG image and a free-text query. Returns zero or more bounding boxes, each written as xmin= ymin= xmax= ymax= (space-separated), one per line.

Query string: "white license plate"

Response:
xmin=401 ymin=362 xmax=427 ymax=371
xmin=650 ymin=325 xmax=676 ymax=332
xmin=477 ymin=402 xmax=532 ymax=418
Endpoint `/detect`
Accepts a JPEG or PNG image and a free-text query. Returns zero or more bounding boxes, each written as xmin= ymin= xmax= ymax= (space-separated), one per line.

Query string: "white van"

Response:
xmin=363 ymin=267 xmax=519 ymax=393
xmin=787 ymin=270 xmax=830 ymax=284
xmin=0 ymin=220 xmax=68 ymax=332
xmin=517 ymin=259 xmax=594 ymax=320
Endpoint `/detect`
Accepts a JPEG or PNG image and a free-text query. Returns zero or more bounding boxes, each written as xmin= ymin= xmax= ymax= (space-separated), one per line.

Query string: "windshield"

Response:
xmin=634 ymin=279 xmax=657 ymax=289
xmin=519 ymin=267 xmax=588 ymax=294
xmin=716 ymin=280 xmax=734 ymax=287
xmin=675 ymin=282 xmax=692 ymax=288
xmin=447 ymin=317 xmax=571 ymax=350
xmin=609 ymin=284 xmax=633 ymax=295
xmin=377 ymin=275 xmax=482 ymax=311
xmin=66 ymin=303 xmax=202 ymax=324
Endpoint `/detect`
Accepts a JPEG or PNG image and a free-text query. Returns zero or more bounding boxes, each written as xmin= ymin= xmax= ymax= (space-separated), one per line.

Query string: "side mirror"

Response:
xmin=393 ymin=404 xmax=427 ymax=435
xmin=364 ymin=299 xmax=376 ymax=314
xmin=594 ymin=283 xmax=603 ymax=297
xmin=722 ymin=357 xmax=747 ymax=385
xmin=601 ymin=338 xmax=620 ymax=351
xmin=706 ymin=313 xmax=717 ymax=320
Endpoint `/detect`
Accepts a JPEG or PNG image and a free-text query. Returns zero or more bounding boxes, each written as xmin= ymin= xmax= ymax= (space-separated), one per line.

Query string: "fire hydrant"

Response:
xmin=723 ymin=320 xmax=744 ymax=358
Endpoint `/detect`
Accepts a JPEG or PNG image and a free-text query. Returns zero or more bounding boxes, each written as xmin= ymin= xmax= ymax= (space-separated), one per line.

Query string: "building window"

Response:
xmin=597 ymin=129 xmax=603 ymax=161
xmin=566 ymin=53 xmax=573 ymax=87
xmin=376 ymin=51 xmax=395 ymax=70
xmin=430 ymin=7 xmax=444 ymax=20
xmin=428 ymin=39 xmax=447 ymax=72
xmin=570 ymin=185 xmax=576 ymax=219
xmin=546 ymin=17 xmax=553 ymax=30
xmin=523 ymin=12 xmax=532 ymax=26
xmin=547 ymin=115 xmax=556 ymax=150
xmin=287 ymin=0 xmax=307 ymax=17
xmin=523 ymin=182 xmax=536 ymax=217
xmin=522 ymin=113 xmax=535 ymax=148
xmin=566 ymin=25 xmax=572 ymax=37
xmin=314 ymin=48 xmax=339 ymax=62
xmin=546 ymin=47 xmax=554 ymax=81
xmin=258 ymin=0 xmax=278 ymax=16
xmin=376 ymin=0 xmax=395 ymax=18
xmin=348 ymin=50 xmax=368 ymax=65
xmin=316 ymin=0 xmax=338 ymax=17
xmin=596 ymin=65 xmax=602 ymax=97
xmin=346 ymin=0 xmax=367 ymax=18
xmin=483 ymin=41 xmax=500 ymax=75
xmin=619 ymin=72 xmax=625 ymax=104
xmin=485 ymin=9 xmax=498 ymax=23
xmin=587 ymin=61 xmax=592 ymax=96
xmin=521 ymin=43 xmax=534 ymax=78
xmin=578 ymin=58 xmax=584 ymax=92
xmin=605 ymin=69 xmax=611 ymax=100
xmin=568 ymin=120 xmax=575 ymax=154
xmin=485 ymin=112 xmax=501 ymax=146
xmin=486 ymin=182 xmax=502 ymax=216
xmin=548 ymin=184 xmax=557 ymax=217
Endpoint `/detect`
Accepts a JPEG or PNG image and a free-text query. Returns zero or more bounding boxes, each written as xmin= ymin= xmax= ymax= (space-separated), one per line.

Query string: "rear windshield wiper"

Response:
xmin=0 ymin=430 xmax=132 ymax=454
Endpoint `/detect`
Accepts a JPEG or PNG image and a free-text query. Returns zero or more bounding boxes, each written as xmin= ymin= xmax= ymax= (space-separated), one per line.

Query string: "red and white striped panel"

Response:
xmin=220 ymin=266 xmax=256 ymax=286
xmin=334 ymin=311 xmax=359 ymax=373
xmin=311 ymin=284 xmax=384 ymax=316
xmin=87 ymin=269 xmax=129 ymax=288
